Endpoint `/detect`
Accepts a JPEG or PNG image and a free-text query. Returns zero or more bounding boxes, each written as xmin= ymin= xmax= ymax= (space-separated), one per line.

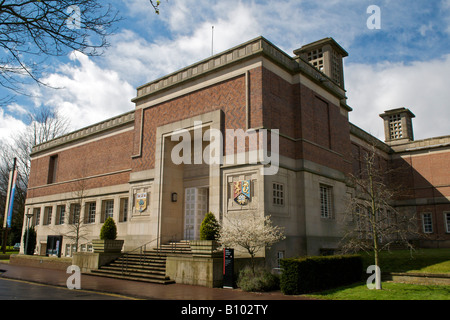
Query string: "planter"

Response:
xmin=190 ymin=240 xmax=220 ymax=257
xmin=92 ymin=239 xmax=124 ymax=253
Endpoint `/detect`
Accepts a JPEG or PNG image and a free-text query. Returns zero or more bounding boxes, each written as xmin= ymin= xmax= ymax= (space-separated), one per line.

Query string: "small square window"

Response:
xmin=272 ymin=183 xmax=284 ymax=206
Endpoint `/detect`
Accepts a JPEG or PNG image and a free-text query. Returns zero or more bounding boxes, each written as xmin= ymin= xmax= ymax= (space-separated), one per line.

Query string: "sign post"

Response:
xmin=223 ymin=248 xmax=234 ymax=288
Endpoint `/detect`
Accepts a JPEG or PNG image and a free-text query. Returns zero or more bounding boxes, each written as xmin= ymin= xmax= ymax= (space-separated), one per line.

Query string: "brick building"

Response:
xmin=22 ymin=37 xmax=450 ymax=267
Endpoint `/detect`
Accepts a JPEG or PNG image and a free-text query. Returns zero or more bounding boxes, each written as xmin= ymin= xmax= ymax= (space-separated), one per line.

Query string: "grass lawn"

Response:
xmin=359 ymin=248 xmax=450 ymax=274
xmin=305 ymin=281 xmax=450 ymax=300
xmin=304 ymin=248 xmax=450 ymax=300
xmin=0 ymin=246 xmax=19 ymax=261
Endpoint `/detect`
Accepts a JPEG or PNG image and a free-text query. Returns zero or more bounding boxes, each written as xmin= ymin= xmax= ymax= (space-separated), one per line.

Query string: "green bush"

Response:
xmin=100 ymin=217 xmax=117 ymax=240
xmin=237 ymin=266 xmax=280 ymax=292
xmin=22 ymin=226 xmax=36 ymax=255
xmin=199 ymin=212 xmax=220 ymax=241
xmin=280 ymin=254 xmax=363 ymax=295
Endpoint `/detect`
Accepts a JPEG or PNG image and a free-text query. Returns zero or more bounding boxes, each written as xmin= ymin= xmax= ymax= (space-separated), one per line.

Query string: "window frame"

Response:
xmin=422 ymin=212 xmax=433 ymax=234
xmin=86 ymin=202 xmax=96 ymax=224
xmin=47 ymin=154 xmax=58 ymax=184
xmin=44 ymin=206 xmax=53 ymax=225
xmin=272 ymin=182 xmax=285 ymax=206
xmin=56 ymin=205 xmax=66 ymax=225
xmin=33 ymin=207 xmax=41 ymax=226
xmin=102 ymin=199 xmax=114 ymax=222
xmin=119 ymin=198 xmax=129 ymax=222
xmin=320 ymin=184 xmax=334 ymax=219
xmin=70 ymin=203 xmax=81 ymax=225
xmin=444 ymin=212 xmax=450 ymax=234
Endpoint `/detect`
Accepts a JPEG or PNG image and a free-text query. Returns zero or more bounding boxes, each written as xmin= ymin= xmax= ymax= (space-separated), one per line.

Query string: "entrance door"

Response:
xmin=184 ymin=187 xmax=208 ymax=240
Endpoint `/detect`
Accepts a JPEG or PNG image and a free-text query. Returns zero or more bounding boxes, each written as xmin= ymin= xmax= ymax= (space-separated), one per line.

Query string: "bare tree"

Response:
xmin=340 ymin=145 xmax=419 ymax=290
xmin=218 ymin=212 xmax=285 ymax=275
xmin=149 ymin=0 xmax=163 ymax=14
xmin=0 ymin=107 xmax=69 ymax=245
xmin=0 ymin=107 xmax=69 ymax=191
xmin=63 ymin=174 xmax=90 ymax=253
xmin=0 ymin=0 xmax=121 ymax=99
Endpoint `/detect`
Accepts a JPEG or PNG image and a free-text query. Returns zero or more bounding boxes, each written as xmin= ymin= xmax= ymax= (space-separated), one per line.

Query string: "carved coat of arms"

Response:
xmin=233 ymin=180 xmax=251 ymax=205
xmin=136 ymin=192 xmax=147 ymax=212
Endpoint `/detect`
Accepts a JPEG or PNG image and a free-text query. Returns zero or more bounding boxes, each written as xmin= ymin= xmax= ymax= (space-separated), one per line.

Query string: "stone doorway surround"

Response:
xmin=151 ymin=110 xmax=222 ymax=247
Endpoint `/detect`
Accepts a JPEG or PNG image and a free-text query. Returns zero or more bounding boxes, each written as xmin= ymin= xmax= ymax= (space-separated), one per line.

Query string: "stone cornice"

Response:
xmin=132 ymin=36 xmax=348 ymax=106
xmin=350 ymin=123 xmax=392 ymax=154
xmin=30 ymin=111 xmax=135 ymax=156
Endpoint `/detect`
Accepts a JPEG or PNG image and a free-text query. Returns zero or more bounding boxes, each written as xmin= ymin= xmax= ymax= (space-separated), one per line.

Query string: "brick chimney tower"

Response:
xmin=294 ymin=37 xmax=348 ymax=89
xmin=379 ymin=108 xmax=415 ymax=144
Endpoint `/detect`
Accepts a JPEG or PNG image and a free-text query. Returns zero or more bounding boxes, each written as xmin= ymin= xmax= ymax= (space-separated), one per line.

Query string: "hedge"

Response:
xmin=280 ymin=254 xmax=363 ymax=295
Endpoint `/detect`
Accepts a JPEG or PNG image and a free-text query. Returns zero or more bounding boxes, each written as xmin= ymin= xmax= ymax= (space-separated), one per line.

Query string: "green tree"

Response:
xmin=100 ymin=217 xmax=117 ymax=240
xmin=200 ymin=212 xmax=220 ymax=241
xmin=22 ymin=226 xmax=36 ymax=255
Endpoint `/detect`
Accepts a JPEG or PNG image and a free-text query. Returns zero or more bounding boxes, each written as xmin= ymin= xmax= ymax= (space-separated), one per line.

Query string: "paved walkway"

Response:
xmin=0 ymin=262 xmax=312 ymax=300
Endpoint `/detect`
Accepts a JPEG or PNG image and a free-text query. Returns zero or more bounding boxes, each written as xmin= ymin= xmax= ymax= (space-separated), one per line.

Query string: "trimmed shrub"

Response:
xmin=280 ymin=254 xmax=363 ymax=295
xmin=100 ymin=217 xmax=117 ymax=240
xmin=200 ymin=212 xmax=220 ymax=241
xmin=22 ymin=226 xmax=36 ymax=255
xmin=237 ymin=266 xmax=280 ymax=292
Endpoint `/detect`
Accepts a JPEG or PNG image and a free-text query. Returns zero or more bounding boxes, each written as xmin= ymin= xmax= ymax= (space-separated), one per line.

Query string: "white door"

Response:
xmin=184 ymin=187 xmax=208 ymax=240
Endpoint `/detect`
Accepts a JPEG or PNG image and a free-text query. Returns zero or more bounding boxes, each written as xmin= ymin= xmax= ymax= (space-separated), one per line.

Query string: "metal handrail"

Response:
xmin=120 ymin=232 xmax=186 ymax=275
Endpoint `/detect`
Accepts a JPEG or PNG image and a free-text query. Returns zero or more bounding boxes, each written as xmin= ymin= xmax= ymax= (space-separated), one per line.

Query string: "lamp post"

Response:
xmin=24 ymin=209 xmax=34 ymax=255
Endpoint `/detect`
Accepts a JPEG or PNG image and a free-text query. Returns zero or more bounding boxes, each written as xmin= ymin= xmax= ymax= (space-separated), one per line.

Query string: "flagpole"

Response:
xmin=2 ymin=158 xmax=16 ymax=254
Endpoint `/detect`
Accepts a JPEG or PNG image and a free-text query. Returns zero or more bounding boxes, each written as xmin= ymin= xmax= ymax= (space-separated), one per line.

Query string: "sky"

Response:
xmin=1 ymin=0 xmax=450 ymax=145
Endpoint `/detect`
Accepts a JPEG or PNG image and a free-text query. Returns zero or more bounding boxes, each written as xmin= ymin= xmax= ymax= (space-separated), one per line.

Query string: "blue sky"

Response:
xmin=1 ymin=0 xmax=450 ymax=143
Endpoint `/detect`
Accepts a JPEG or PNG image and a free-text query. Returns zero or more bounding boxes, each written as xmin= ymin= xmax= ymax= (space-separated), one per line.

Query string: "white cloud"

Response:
xmin=0 ymin=108 xmax=27 ymax=145
xmin=442 ymin=0 xmax=450 ymax=34
xmin=2 ymin=0 xmax=449 ymax=146
xmin=36 ymin=52 xmax=135 ymax=131
xmin=346 ymin=54 xmax=450 ymax=141
xmin=6 ymin=103 xmax=28 ymax=115
xmin=105 ymin=1 xmax=262 ymax=86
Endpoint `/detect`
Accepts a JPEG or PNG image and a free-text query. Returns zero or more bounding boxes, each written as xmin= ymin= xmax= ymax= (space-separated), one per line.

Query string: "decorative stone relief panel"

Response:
xmin=131 ymin=183 xmax=152 ymax=217
xmin=225 ymin=171 xmax=259 ymax=212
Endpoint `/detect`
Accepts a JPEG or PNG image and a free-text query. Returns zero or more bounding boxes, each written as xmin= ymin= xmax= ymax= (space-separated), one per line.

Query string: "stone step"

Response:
xmin=88 ymin=240 xmax=192 ymax=285
xmin=151 ymin=248 xmax=192 ymax=255
xmin=99 ymin=265 xmax=166 ymax=275
xmin=88 ymin=270 xmax=175 ymax=284
xmin=116 ymin=255 xmax=167 ymax=263
xmin=108 ymin=262 xmax=166 ymax=272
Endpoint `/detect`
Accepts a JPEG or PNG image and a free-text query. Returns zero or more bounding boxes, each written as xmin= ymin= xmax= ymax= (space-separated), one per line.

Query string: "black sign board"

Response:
xmin=46 ymin=235 xmax=63 ymax=257
xmin=223 ymin=248 xmax=234 ymax=288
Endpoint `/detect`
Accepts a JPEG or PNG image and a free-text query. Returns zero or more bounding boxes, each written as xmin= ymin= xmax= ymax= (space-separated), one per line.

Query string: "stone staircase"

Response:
xmin=88 ymin=240 xmax=191 ymax=284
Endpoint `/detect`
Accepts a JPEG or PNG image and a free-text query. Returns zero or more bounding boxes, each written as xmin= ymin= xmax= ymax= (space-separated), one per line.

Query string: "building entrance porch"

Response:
xmin=152 ymin=111 xmax=222 ymax=246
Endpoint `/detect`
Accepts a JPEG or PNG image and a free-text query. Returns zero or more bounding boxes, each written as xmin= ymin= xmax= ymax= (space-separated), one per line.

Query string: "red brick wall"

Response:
xmin=132 ymin=71 xmax=256 ymax=172
xmin=27 ymin=130 xmax=133 ymax=198
xmin=392 ymin=151 xmax=450 ymax=199
xmin=261 ymin=68 xmax=352 ymax=174
xmin=416 ymin=204 xmax=450 ymax=241
xmin=390 ymin=150 xmax=450 ymax=239
xmin=131 ymin=66 xmax=353 ymax=175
